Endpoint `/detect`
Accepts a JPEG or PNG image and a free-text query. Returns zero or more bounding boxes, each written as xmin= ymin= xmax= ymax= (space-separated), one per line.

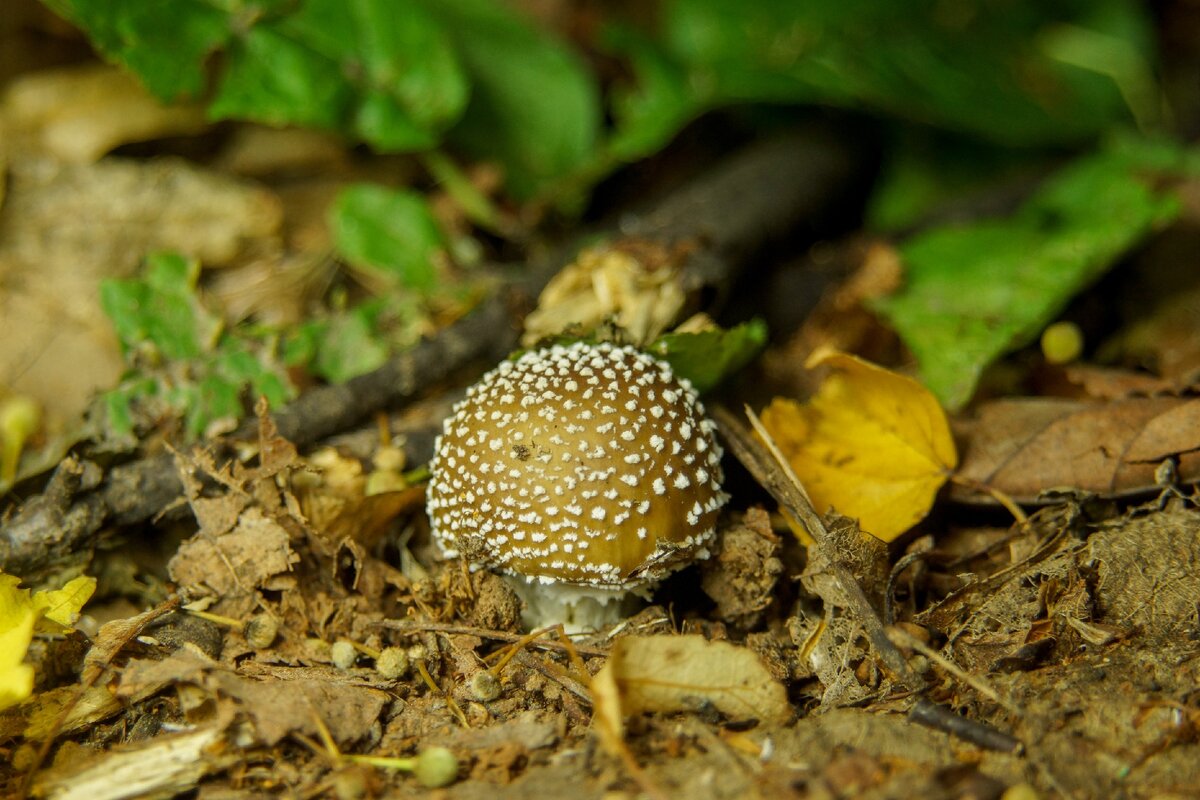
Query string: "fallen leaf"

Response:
xmin=31 ymin=725 xmax=229 ymax=800
xmin=33 ymin=575 xmax=98 ymax=629
xmin=592 ymin=635 xmax=789 ymax=729
xmin=1 ymin=64 xmax=207 ymax=163
xmin=0 ymin=571 xmax=96 ymax=711
xmin=952 ymin=396 xmax=1200 ymax=503
xmin=0 ymin=156 xmax=282 ymax=429
xmin=1058 ymin=365 xmax=1178 ymax=400
xmin=1089 ymin=507 xmax=1200 ymax=643
xmin=118 ymin=649 xmax=388 ymax=746
xmin=20 ymin=684 xmax=123 ymax=741
xmin=168 ymin=507 xmax=299 ymax=599
xmin=0 ymin=604 xmax=36 ymax=712
xmin=760 ymin=350 xmax=957 ymax=542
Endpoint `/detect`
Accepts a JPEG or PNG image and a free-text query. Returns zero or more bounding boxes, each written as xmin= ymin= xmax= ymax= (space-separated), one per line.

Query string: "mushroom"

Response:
xmin=426 ymin=341 xmax=728 ymax=629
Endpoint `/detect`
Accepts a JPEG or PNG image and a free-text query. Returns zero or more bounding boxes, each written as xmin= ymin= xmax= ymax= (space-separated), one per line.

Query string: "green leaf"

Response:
xmin=866 ymin=133 xmax=1049 ymax=234
xmin=415 ymin=0 xmax=602 ymax=199
xmin=48 ymin=0 xmax=469 ymax=153
xmin=330 ymin=184 xmax=446 ymax=292
xmin=42 ymin=0 xmax=228 ymax=99
xmin=660 ymin=0 xmax=1150 ymax=146
xmin=310 ymin=306 xmax=392 ymax=383
xmin=873 ymin=138 xmax=1195 ymax=409
xmin=602 ymin=25 xmax=705 ymax=164
xmin=100 ymin=252 xmax=220 ymax=361
xmin=99 ymin=254 xmax=295 ymax=440
xmin=648 ymin=319 xmax=768 ymax=394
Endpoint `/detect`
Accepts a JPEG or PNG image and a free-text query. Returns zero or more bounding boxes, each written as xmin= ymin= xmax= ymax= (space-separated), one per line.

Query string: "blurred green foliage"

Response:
xmin=873 ymin=137 xmax=1198 ymax=409
xmin=51 ymin=0 xmax=1195 ymax=415
xmin=329 ymin=184 xmax=447 ymax=293
xmin=99 ymin=254 xmax=293 ymax=441
xmin=45 ymin=0 xmax=1153 ymax=201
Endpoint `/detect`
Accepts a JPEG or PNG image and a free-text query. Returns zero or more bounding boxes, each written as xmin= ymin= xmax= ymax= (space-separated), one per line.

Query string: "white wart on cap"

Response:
xmin=427 ymin=341 xmax=727 ymax=592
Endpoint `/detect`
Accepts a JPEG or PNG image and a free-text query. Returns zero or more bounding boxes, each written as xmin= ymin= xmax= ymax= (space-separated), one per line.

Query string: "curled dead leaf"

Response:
xmin=591 ymin=634 xmax=789 ymax=747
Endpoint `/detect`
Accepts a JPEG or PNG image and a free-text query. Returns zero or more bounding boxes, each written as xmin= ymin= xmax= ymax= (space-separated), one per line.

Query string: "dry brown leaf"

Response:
xmin=168 ymin=507 xmax=299 ymax=600
xmin=952 ymin=396 xmax=1200 ymax=503
xmin=0 ymin=684 xmax=121 ymax=741
xmin=1057 ymin=365 xmax=1178 ymax=400
xmin=1 ymin=64 xmax=207 ymax=163
xmin=118 ymin=649 xmax=387 ymax=747
xmin=592 ymin=635 xmax=790 ymax=733
xmin=0 ymin=157 xmax=281 ymax=426
xmin=1089 ymin=506 xmax=1200 ymax=643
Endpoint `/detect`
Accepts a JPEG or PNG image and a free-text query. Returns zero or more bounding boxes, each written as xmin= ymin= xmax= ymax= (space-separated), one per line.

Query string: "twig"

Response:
xmin=907 ymin=698 xmax=1023 ymax=754
xmin=512 ymin=649 xmax=593 ymax=707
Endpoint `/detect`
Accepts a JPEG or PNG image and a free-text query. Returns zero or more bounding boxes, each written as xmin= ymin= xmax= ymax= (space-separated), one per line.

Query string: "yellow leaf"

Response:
xmin=0 ymin=605 xmax=36 ymax=711
xmin=760 ymin=349 xmax=957 ymax=542
xmin=33 ymin=575 xmax=97 ymax=630
xmin=0 ymin=570 xmax=97 ymax=712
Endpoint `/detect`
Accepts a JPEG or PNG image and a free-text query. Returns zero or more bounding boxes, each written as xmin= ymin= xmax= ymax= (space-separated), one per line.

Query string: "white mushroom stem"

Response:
xmin=506 ymin=576 xmax=650 ymax=633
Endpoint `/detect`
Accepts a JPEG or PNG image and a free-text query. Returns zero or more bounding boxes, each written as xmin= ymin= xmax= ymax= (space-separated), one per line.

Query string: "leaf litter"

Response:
xmin=5 ymin=4 xmax=1200 ymax=797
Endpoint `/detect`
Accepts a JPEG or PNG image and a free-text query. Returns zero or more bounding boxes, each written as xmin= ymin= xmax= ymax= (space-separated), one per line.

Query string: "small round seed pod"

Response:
xmin=407 ymin=642 xmax=429 ymax=663
xmin=331 ymin=639 xmax=358 ymax=670
xmin=413 ymin=746 xmax=459 ymax=788
xmin=470 ymin=669 xmax=501 ymax=702
xmin=243 ymin=614 xmax=279 ymax=649
xmin=427 ymin=341 xmax=727 ymax=627
xmin=375 ymin=646 xmax=410 ymax=680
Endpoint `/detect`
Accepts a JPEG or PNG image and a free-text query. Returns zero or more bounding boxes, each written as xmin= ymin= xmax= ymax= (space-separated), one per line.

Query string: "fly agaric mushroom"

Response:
xmin=426 ymin=341 xmax=727 ymax=629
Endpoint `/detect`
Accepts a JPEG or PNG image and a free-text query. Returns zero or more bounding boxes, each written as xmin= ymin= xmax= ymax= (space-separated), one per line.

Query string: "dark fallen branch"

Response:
xmin=1 ymin=126 xmax=864 ymax=580
xmin=908 ymin=698 xmax=1023 ymax=754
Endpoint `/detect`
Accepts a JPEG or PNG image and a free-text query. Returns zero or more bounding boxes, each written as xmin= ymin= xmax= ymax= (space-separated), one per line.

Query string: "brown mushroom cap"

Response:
xmin=427 ymin=341 xmax=727 ymax=590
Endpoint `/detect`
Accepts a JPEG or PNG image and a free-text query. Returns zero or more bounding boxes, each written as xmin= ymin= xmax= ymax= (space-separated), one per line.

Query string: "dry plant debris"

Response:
xmin=4 ymin=10 xmax=1200 ymax=796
